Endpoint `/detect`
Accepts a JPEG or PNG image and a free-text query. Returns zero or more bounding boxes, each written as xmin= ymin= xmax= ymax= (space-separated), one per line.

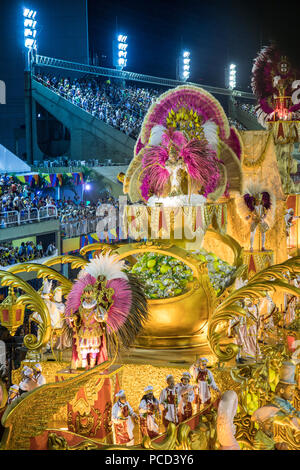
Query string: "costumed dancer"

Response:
xmin=139 ymin=385 xmax=160 ymax=438
xmin=68 ymin=283 xmax=108 ymax=370
xmin=190 ymin=358 xmax=219 ymax=409
xmin=19 ymin=366 xmax=38 ymax=395
xmin=251 ymin=406 xmax=289 ymax=450
xmin=52 ymin=287 xmax=71 ymax=350
xmin=284 ymin=208 xmax=299 ymax=238
xmin=7 ymin=384 xmax=20 ymax=405
xmin=65 ymin=253 xmax=148 ymax=370
xmin=229 ymin=299 xmax=261 ymax=362
xmin=241 ymin=188 xmax=273 ymax=252
xmin=269 ymin=362 xmax=300 ymax=431
xmin=112 ymin=390 xmax=138 ymax=446
xmin=176 ymin=372 xmax=194 ymax=422
xmin=159 ymin=375 xmax=179 ymax=430
xmin=32 ymin=363 xmax=46 ymax=386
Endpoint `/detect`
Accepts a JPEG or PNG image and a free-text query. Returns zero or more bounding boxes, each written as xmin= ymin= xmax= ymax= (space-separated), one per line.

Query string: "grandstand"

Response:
xmin=24 ymin=54 xmax=259 ymax=167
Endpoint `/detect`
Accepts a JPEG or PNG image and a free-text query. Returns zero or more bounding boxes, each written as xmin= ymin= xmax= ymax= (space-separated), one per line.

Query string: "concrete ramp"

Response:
xmin=232 ymin=104 xmax=264 ymax=130
xmin=31 ymin=79 xmax=135 ymax=163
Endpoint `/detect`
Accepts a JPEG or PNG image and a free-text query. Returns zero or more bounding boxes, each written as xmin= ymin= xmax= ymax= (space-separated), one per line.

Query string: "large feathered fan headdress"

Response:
xmin=251 ymin=44 xmax=300 ymax=127
xmin=124 ymin=85 xmax=242 ymax=202
xmin=65 ymin=252 xmax=148 ymax=349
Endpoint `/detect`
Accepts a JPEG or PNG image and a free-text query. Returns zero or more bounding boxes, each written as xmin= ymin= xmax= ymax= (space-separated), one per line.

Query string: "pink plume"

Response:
xmin=106 ymin=278 xmax=132 ymax=332
xmin=140 ymin=145 xmax=170 ymax=199
xmin=180 ymin=139 xmax=219 ymax=185
xmin=225 ymin=128 xmax=242 ymax=160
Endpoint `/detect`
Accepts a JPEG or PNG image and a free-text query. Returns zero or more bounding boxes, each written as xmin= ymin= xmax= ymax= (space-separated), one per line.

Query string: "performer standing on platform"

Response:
xmin=32 ymin=363 xmax=46 ymax=386
xmin=176 ymin=372 xmax=194 ymax=399
xmin=7 ymin=384 xmax=20 ymax=405
xmin=65 ymin=253 xmax=148 ymax=370
xmin=139 ymin=385 xmax=160 ymax=438
xmin=178 ymin=389 xmax=194 ymax=423
xmin=112 ymin=390 xmax=138 ymax=446
xmin=159 ymin=375 xmax=179 ymax=429
xmin=19 ymin=366 xmax=38 ymax=395
xmin=190 ymin=358 xmax=219 ymax=409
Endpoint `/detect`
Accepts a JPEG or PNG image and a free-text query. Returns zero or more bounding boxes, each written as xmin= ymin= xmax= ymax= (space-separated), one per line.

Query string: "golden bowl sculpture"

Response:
xmin=115 ymin=241 xmax=216 ymax=350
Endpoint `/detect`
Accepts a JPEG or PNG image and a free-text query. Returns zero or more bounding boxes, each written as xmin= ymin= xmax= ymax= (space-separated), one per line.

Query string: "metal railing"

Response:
xmin=0 ymin=205 xmax=58 ymax=228
xmin=61 ymin=217 xmax=98 ymax=238
xmin=33 ymin=54 xmax=256 ymax=100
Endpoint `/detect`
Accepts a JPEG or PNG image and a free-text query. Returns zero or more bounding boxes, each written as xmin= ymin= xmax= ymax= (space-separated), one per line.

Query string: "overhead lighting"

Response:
xmin=23 ymin=8 xmax=37 ymax=50
xmin=114 ymin=33 xmax=128 ymax=69
xmin=178 ymin=50 xmax=191 ymax=81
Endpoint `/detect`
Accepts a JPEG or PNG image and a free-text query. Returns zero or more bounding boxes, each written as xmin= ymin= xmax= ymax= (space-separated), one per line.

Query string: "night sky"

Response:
xmin=0 ymin=0 xmax=299 ymax=153
xmin=88 ymin=0 xmax=300 ymax=91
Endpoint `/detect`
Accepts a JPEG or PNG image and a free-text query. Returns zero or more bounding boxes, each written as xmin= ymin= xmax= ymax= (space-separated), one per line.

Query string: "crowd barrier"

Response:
xmin=0 ymin=205 xmax=58 ymax=228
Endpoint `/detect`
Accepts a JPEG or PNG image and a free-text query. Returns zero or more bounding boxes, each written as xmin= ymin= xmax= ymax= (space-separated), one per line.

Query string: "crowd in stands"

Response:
xmin=233 ymin=100 xmax=257 ymax=116
xmin=0 ymin=174 xmax=57 ymax=228
xmin=60 ymin=193 xmax=119 ymax=239
xmin=33 ymin=157 xmax=122 ymax=169
xmin=228 ymin=117 xmax=246 ymax=130
xmin=35 ymin=73 xmax=160 ymax=139
xmin=0 ymin=173 xmax=121 ymax=241
xmin=0 ymin=241 xmax=56 ymax=267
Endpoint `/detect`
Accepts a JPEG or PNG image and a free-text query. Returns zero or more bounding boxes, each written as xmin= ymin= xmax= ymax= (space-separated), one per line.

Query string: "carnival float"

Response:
xmin=0 ymin=45 xmax=299 ymax=451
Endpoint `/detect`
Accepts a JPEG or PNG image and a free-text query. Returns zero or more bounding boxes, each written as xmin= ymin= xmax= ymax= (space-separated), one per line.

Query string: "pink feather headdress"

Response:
xmin=65 ymin=253 xmax=148 ymax=347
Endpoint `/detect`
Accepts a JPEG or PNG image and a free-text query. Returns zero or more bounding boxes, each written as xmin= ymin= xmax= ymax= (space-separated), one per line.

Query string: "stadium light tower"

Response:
xmin=23 ymin=8 xmax=37 ymax=51
xmin=177 ymin=51 xmax=191 ymax=81
xmin=228 ymin=63 xmax=237 ymax=90
xmin=113 ymin=34 xmax=128 ymax=70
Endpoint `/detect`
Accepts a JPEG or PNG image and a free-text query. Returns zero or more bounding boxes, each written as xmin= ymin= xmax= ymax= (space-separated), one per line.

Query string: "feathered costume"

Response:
xmin=124 ymin=85 xmax=242 ymax=203
xmin=65 ymin=253 xmax=148 ymax=369
xmin=237 ymin=185 xmax=276 ymax=251
xmin=251 ymin=44 xmax=300 ymax=127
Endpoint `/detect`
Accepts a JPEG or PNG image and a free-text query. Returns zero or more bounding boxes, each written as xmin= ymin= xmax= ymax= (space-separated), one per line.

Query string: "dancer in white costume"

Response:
xmin=190 ymin=358 xmax=219 ymax=408
xmin=139 ymin=385 xmax=160 ymax=438
xmin=159 ymin=375 xmax=179 ymax=429
xmin=112 ymin=390 xmax=138 ymax=446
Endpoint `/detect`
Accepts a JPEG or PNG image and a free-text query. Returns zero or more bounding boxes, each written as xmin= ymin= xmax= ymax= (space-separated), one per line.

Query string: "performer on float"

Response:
xmin=139 ymin=385 xmax=160 ymax=438
xmin=284 ymin=208 xmax=299 ymax=238
xmin=112 ymin=390 xmax=138 ymax=446
xmin=251 ymin=406 xmax=289 ymax=450
xmin=269 ymin=362 xmax=300 ymax=431
xmin=190 ymin=358 xmax=219 ymax=408
xmin=176 ymin=372 xmax=194 ymax=400
xmin=19 ymin=366 xmax=38 ymax=395
xmin=7 ymin=384 xmax=20 ymax=405
xmin=159 ymin=375 xmax=179 ymax=429
xmin=65 ymin=253 xmax=148 ymax=370
xmin=68 ymin=283 xmax=108 ymax=370
xmin=242 ymin=189 xmax=273 ymax=252
xmin=229 ymin=299 xmax=261 ymax=362
xmin=32 ymin=363 xmax=46 ymax=386
xmin=178 ymin=389 xmax=194 ymax=423
xmin=283 ymin=275 xmax=299 ymax=325
xmin=52 ymin=287 xmax=71 ymax=350
xmin=258 ymin=293 xmax=276 ymax=342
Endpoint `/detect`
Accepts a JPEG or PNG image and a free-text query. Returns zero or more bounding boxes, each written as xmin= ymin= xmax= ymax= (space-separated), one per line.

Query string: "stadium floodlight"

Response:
xmin=114 ymin=33 xmax=128 ymax=69
xmin=227 ymin=63 xmax=237 ymax=89
xmin=178 ymin=50 xmax=191 ymax=81
xmin=23 ymin=7 xmax=37 ymax=50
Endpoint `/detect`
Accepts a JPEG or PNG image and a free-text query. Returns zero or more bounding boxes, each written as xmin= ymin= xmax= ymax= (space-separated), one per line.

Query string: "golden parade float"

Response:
xmin=0 ymin=45 xmax=300 ymax=451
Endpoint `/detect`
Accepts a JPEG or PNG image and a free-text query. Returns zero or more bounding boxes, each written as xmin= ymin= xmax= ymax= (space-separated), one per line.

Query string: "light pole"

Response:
xmin=23 ymin=8 xmax=37 ymax=166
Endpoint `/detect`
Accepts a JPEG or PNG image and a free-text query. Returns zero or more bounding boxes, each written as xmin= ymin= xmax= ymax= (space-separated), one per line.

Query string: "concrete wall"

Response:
xmin=31 ymin=80 xmax=135 ymax=163
xmin=229 ymin=100 xmax=263 ymax=130
xmin=0 ymin=219 xmax=60 ymax=244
